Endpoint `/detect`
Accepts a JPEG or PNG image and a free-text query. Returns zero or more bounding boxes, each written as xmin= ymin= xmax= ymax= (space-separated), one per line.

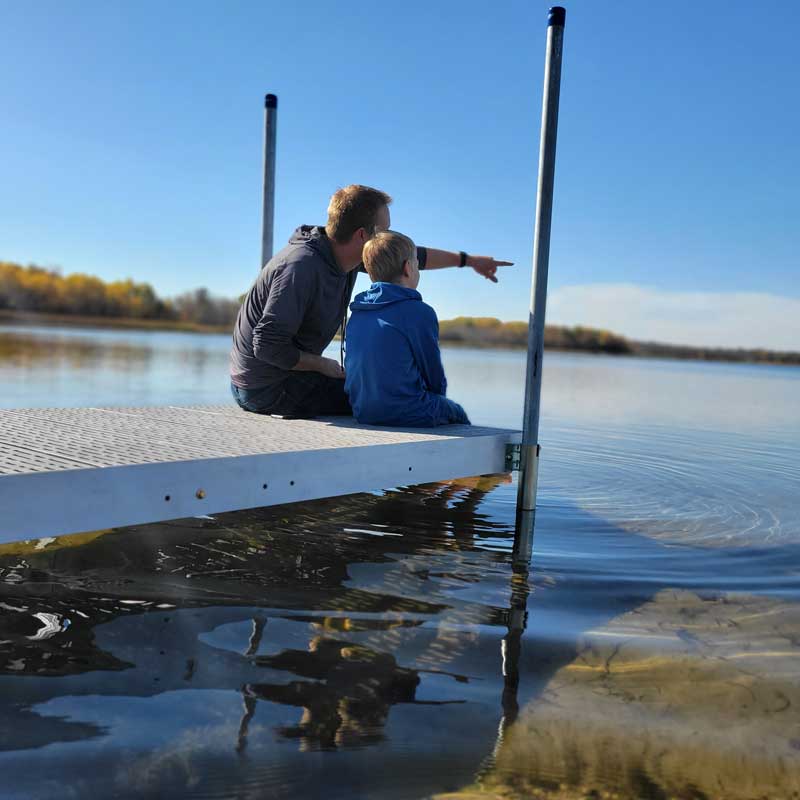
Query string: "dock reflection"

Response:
xmin=0 ymin=475 xmax=522 ymax=763
xmin=7 ymin=476 xmax=797 ymax=800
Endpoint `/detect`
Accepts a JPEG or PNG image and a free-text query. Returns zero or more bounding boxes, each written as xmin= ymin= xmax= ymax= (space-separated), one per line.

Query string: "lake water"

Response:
xmin=1 ymin=324 xmax=799 ymax=800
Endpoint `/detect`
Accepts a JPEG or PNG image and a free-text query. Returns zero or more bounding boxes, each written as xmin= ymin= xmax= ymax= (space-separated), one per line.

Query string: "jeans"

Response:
xmin=231 ymin=373 xmax=352 ymax=419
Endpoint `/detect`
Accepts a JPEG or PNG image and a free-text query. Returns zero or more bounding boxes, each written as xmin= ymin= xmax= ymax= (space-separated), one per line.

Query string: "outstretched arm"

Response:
xmin=421 ymin=248 xmax=513 ymax=283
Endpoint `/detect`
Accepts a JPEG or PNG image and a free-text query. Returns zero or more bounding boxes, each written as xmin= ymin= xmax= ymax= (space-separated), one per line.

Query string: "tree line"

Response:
xmin=2 ymin=260 xmax=797 ymax=365
xmin=438 ymin=316 xmax=800 ymax=365
xmin=0 ymin=261 xmax=240 ymax=327
xmin=439 ymin=316 xmax=631 ymax=353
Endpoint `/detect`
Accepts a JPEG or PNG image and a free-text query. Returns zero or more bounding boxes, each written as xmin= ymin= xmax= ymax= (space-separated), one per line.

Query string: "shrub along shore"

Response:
xmin=437 ymin=317 xmax=800 ymax=365
xmin=1 ymin=261 xmax=798 ymax=365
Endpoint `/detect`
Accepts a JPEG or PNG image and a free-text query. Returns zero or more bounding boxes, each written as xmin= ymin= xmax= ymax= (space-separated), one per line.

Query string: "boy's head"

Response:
xmin=362 ymin=231 xmax=419 ymax=289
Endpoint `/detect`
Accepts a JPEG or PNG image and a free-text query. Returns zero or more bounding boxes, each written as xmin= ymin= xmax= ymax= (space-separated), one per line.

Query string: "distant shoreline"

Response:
xmin=438 ymin=338 xmax=800 ymax=366
xmin=437 ymin=317 xmax=800 ymax=367
xmin=0 ymin=309 xmax=230 ymax=335
xmin=1 ymin=308 xmax=798 ymax=367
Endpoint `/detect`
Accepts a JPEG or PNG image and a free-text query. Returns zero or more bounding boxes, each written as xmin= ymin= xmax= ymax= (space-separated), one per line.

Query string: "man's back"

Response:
xmin=230 ymin=226 xmax=355 ymax=391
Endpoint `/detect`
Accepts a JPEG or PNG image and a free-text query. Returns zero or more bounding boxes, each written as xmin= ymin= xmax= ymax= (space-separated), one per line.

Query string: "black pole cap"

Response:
xmin=548 ymin=6 xmax=566 ymax=26
xmin=265 ymin=94 xmax=278 ymax=109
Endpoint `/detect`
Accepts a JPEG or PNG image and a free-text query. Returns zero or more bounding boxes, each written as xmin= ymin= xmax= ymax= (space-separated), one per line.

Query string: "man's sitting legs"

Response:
xmin=231 ymin=373 xmax=352 ymax=418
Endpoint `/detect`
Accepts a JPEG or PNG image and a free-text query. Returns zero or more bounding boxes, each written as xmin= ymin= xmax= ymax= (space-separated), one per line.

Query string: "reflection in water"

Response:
xmin=0 ymin=329 xmax=154 ymax=370
xmin=242 ymin=636 xmax=423 ymax=751
xmin=2 ymin=325 xmax=800 ymax=798
xmin=0 ymin=325 xmax=230 ymax=408
xmin=2 ymin=473 xmax=799 ymax=798
xmin=0 ymin=478 xmax=533 ymax=799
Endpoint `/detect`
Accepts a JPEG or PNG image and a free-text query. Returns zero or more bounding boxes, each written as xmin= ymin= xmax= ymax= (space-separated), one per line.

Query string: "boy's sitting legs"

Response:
xmin=442 ymin=397 xmax=470 ymax=425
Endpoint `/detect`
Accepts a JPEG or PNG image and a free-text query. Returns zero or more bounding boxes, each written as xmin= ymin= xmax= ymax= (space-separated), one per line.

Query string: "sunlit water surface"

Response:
xmin=1 ymin=324 xmax=799 ymax=799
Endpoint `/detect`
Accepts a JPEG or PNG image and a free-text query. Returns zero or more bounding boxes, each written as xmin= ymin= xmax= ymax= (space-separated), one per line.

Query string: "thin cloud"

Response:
xmin=546 ymin=284 xmax=800 ymax=351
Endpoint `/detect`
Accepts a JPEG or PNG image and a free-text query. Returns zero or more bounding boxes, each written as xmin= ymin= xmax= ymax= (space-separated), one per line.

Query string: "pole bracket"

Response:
xmin=505 ymin=443 xmax=522 ymax=472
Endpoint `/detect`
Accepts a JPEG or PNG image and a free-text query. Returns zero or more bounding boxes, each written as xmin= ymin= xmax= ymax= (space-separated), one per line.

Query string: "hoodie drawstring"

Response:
xmin=339 ymin=312 xmax=346 ymax=369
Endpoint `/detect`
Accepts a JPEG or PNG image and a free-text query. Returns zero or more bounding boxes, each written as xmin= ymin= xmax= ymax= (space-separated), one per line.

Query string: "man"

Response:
xmin=229 ymin=184 xmax=512 ymax=418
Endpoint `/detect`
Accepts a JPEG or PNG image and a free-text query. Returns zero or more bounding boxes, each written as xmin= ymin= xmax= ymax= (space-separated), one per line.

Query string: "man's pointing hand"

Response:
xmin=468 ymin=256 xmax=514 ymax=283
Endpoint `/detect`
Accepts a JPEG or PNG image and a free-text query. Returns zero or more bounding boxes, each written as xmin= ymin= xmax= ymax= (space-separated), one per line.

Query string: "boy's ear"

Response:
xmin=402 ymin=259 xmax=410 ymax=277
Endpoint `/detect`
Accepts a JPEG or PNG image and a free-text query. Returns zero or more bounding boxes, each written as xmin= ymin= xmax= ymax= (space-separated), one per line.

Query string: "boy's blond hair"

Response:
xmin=362 ymin=231 xmax=416 ymax=283
xmin=326 ymin=185 xmax=392 ymax=243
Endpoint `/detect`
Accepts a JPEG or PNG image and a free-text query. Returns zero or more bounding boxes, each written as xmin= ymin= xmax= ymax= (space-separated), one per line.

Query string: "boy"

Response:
xmin=344 ymin=231 xmax=470 ymax=427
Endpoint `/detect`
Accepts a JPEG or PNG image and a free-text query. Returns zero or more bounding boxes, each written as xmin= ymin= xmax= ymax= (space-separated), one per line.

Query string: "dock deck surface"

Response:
xmin=0 ymin=405 xmax=518 ymax=543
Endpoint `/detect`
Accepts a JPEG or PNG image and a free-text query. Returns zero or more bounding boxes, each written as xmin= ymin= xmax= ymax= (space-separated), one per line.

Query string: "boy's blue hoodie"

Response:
xmin=345 ymin=282 xmax=466 ymax=427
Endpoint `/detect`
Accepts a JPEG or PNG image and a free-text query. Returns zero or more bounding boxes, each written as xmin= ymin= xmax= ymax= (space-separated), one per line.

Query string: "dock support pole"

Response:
xmin=260 ymin=93 xmax=278 ymax=270
xmin=514 ymin=7 xmax=566 ymax=567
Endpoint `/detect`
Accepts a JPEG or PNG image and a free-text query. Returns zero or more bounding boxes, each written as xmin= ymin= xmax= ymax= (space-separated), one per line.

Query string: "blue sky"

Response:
xmin=1 ymin=0 xmax=798 ymax=348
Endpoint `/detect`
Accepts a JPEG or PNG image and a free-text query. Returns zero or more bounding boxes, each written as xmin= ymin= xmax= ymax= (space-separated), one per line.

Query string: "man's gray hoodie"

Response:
xmin=229 ymin=225 xmax=427 ymax=392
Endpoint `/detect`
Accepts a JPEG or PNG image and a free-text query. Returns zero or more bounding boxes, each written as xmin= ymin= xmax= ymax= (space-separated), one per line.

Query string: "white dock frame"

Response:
xmin=0 ymin=405 xmax=518 ymax=544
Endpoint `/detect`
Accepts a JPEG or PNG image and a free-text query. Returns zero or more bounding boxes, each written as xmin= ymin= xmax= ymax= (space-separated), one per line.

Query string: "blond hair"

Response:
xmin=362 ymin=230 xmax=416 ymax=283
xmin=326 ymin=185 xmax=392 ymax=243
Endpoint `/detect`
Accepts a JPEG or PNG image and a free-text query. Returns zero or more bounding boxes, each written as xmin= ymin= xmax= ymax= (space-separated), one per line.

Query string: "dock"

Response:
xmin=0 ymin=405 xmax=519 ymax=544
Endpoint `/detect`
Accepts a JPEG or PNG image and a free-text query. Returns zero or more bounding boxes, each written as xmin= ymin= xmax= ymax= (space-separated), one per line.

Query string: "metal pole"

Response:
xmin=260 ymin=93 xmax=278 ymax=270
xmin=515 ymin=7 xmax=566 ymax=560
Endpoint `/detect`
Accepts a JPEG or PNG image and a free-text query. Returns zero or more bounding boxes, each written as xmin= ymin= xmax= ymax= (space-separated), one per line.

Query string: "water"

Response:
xmin=1 ymin=324 xmax=799 ymax=799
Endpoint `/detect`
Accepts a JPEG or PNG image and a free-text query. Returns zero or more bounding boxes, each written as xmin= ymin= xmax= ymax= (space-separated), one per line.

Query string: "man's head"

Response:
xmin=326 ymin=185 xmax=392 ymax=245
xmin=362 ymin=231 xmax=419 ymax=289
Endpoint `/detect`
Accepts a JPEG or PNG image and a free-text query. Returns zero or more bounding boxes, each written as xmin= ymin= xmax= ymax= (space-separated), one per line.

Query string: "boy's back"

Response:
xmin=345 ymin=281 xmax=469 ymax=427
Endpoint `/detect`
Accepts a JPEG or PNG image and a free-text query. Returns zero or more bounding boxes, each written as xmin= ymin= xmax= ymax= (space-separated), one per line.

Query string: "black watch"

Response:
xmin=458 ymin=251 xmax=468 ymax=268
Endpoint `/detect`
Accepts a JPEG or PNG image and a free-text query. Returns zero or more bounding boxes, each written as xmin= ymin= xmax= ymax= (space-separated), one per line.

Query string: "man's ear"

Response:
xmin=347 ymin=228 xmax=366 ymax=247
xmin=402 ymin=259 xmax=411 ymax=277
